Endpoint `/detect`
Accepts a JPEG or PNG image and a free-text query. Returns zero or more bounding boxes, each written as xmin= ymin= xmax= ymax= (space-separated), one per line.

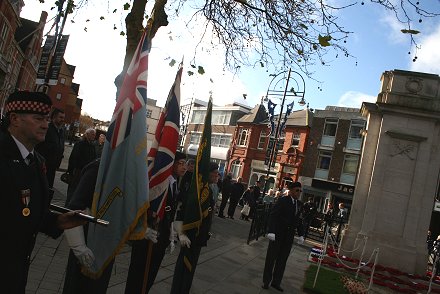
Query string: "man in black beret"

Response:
xmin=171 ymin=162 xmax=218 ymax=294
xmin=262 ymin=181 xmax=305 ymax=292
xmin=125 ymin=151 xmax=187 ymax=293
xmin=0 ymin=91 xmax=86 ymax=293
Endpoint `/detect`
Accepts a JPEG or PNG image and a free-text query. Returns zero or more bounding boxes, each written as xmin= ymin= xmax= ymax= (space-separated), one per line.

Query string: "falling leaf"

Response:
xmin=190 ymin=64 xmax=196 ymax=68
xmin=169 ymin=36 xmax=173 ymax=41
xmin=84 ymin=27 xmax=87 ymax=32
xmin=113 ymin=9 xmax=117 ymax=13
xmin=188 ymin=71 xmax=194 ymax=76
xmin=169 ymin=59 xmax=176 ymax=67
xmin=401 ymin=29 xmax=420 ymax=35
xmin=70 ymin=20 xmax=75 ymax=23
xmin=210 ymin=78 xmax=214 ymax=83
xmin=299 ymin=23 xmax=308 ymax=30
xmin=120 ymin=31 xmax=125 ymax=36
xmin=260 ymin=62 xmax=264 ymax=67
xmin=198 ymin=66 xmax=205 ymax=75
xmin=123 ymin=3 xmax=130 ymax=10
xmin=100 ymin=16 xmax=105 ymax=20
xmin=86 ymin=19 xmax=90 ymax=22
xmin=318 ymin=35 xmax=332 ymax=47
xmin=113 ymin=25 xmax=117 ymax=30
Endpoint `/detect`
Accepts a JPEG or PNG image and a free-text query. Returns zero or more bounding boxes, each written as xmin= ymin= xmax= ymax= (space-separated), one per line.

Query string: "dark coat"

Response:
xmin=67 ymin=139 xmax=96 ymax=174
xmin=35 ymin=122 xmax=65 ymax=167
xmin=0 ymin=132 xmax=62 ymax=293
xmin=267 ymin=195 xmax=304 ymax=239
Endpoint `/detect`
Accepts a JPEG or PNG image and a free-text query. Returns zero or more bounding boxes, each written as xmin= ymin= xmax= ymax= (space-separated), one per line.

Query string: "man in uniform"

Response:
xmin=125 ymin=151 xmax=187 ymax=293
xmin=262 ymin=181 xmax=305 ymax=292
xmin=170 ymin=162 xmax=219 ymax=294
xmin=0 ymin=91 xmax=85 ymax=293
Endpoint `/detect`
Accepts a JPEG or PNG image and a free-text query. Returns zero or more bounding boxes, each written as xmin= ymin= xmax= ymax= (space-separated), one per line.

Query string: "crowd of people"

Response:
xmin=2 ymin=90 xmax=353 ymax=293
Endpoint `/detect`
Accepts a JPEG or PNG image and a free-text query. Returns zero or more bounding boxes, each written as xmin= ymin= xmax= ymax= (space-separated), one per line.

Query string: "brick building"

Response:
xmin=45 ymin=59 xmax=82 ymax=124
xmin=183 ymin=101 xmax=252 ymax=175
xmin=228 ymin=104 xmax=312 ymax=190
xmin=0 ymin=0 xmax=46 ymax=103
xmin=299 ymin=106 xmax=366 ymax=213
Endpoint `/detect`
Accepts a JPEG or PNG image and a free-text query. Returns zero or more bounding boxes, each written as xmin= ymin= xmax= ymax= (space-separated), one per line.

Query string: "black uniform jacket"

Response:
xmin=0 ymin=132 xmax=62 ymax=293
xmin=267 ymin=195 xmax=304 ymax=239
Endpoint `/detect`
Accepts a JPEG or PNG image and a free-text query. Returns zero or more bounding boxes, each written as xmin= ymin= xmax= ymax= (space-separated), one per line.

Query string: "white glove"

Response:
xmin=297 ymin=236 xmax=305 ymax=245
xmin=144 ymin=227 xmax=158 ymax=243
xmin=169 ymin=241 xmax=176 ymax=254
xmin=64 ymin=226 xmax=95 ymax=268
xmin=169 ymin=222 xmax=177 ymax=242
xmin=174 ymin=221 xmax=191 ymax=248
xmin=267 ymin=233 xmax=275 ymax=241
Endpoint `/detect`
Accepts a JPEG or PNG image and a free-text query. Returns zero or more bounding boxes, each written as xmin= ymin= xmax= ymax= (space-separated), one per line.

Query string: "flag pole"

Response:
xmin=142 ymin=218 xmax=159 ymax=293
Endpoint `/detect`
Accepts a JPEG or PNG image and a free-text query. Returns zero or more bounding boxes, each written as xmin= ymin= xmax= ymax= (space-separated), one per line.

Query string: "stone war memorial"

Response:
xmin=341 ymin=69 xmax=440 ymax=275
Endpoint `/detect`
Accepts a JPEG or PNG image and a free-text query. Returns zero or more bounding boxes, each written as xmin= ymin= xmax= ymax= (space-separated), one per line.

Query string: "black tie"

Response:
xmin=26 ymin=153 xmax=34 ymax=165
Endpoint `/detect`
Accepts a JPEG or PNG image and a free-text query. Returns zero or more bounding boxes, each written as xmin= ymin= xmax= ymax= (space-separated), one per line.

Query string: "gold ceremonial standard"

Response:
xmin=22 ymin=207 xmax=30 ymax=217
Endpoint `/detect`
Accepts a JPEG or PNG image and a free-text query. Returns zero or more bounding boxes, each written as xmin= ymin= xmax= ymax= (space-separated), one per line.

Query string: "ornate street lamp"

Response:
xmin=262 ymin=68 xmax=306 ymax=196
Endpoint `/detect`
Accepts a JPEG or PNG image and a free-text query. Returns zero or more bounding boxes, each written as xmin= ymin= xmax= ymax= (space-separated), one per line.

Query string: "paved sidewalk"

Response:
xmin=26 ymin=179 xmax=313 ymax=293
xmin=26 ymin=144 xmax=313 ymax=293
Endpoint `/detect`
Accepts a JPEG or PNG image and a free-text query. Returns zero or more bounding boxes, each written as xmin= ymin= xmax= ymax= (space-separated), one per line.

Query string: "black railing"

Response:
xmin=247 ymin=202 xmax=273 ymax=244
xmin=246 ymin=206 xmax=348 ymax=246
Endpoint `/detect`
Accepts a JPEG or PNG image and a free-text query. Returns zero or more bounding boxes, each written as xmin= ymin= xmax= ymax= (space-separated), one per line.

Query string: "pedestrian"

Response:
xmin=124 ymin=151 xmax=187 ymax=293
xmin=66 ymin=128 xmax=96 ymax=204
xmin=262 ymin=181 xmax=304 ymax=292
xmin=180 ymin=158 xmax=195 ymax=192
xmin=263 ymin=188 xmax=275 ymax=204
xmin=240 ymin=186 xmax=255 ymax=221
xmin=95 ymin=133 xmax=106 ymax=158
xmin=227 ymin=177 xmax=245 ymax=219
xmin=62 ymin=159 xmax=112 ymax=294
xmin=35 ymin=108 xmax=65 ymax=197
xmin=302 ymin=197 xmax=317 ymax=240
xmin=218 ymin=173 xmax=233 ymax=218
xmin=170 ymin=162 xmax=219 ymax=294
xmin=0 ymin=91 xmax=86 ymax=293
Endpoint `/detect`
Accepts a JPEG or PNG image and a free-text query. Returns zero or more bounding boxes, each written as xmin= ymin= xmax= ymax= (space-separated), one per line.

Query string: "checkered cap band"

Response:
xmin=5 ymin=100 xmax=51 ymax=115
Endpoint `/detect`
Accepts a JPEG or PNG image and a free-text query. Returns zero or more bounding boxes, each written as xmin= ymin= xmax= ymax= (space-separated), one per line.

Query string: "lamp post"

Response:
xmin=262 ymin=68 xmax=306 ymax=196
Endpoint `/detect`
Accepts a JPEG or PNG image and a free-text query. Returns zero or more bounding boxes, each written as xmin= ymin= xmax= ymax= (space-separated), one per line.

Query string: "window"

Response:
xmin=317 ymin=151 xmax=332 ymax=170
xmin=60 ymin=77 xmax=66 ymax=84
xmin=146 ymin=109 xmax=152 ymax=118
xmin=349 ymin=119 xmax=365 ymax=139
xmin=323 ymin=118 xmax=338 ymax=136
xmin=258 ymin=130 xmax=267 ymax=149
xmin=189 ymin=132 xmax=201 ymax=145
xmin=212 ymin=111 xmax=231 ymax=125
xmin=342 ymin=154 xmax=359 ymax=174
xmin=0 ymin=23 xmax=10 ymax=54
xmin=277 ymin=131 xmax=286 ymax=151
xmin=56 ymin=93 xmax=62 ymax=100
xmin=291 ymin=132 xmax=300 ymax=147
xmin=211 ymin=134 xmax=231 ymax=148
xmin=237 ymin=128 xmax=249 ymax=146
xmin=230 ymin=160 xmax=242 ymax=179
xmin=191 ymin=110 xmax=206 ymax=124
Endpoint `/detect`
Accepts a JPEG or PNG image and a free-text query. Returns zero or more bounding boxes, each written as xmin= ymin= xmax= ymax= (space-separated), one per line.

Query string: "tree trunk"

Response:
xmin=114 ymin=0 xmax=169 ymax=99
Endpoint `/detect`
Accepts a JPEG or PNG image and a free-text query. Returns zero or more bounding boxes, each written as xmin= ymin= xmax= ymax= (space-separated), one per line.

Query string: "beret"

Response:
xmin=5 ymin=91 xmax=52 ymax=115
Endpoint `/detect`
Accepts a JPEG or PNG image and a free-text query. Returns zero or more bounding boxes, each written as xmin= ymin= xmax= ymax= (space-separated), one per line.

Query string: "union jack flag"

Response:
xmin=85 ymin=30 xmax=151 ymax=278
xmin=147 ymin=66 xmax=182 ymax=220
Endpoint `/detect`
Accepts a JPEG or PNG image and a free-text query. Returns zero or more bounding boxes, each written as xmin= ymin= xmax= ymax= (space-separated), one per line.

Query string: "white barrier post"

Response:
xmin=368 ymin=248 xmax=379 ymax=292
xmin=313 ymin=225 xmax=330 ymax=288
xmin=428 ymin=253 xmax=439 ymax=294
xmin=355 ymin=236 xmax=368 ymax=279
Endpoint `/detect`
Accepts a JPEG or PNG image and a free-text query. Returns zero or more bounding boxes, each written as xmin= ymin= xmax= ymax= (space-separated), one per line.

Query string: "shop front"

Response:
xmin=249 ymin=160 xmax=280 ymax=191
xmin=301 ymin=178 xmax=355 ymax=214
